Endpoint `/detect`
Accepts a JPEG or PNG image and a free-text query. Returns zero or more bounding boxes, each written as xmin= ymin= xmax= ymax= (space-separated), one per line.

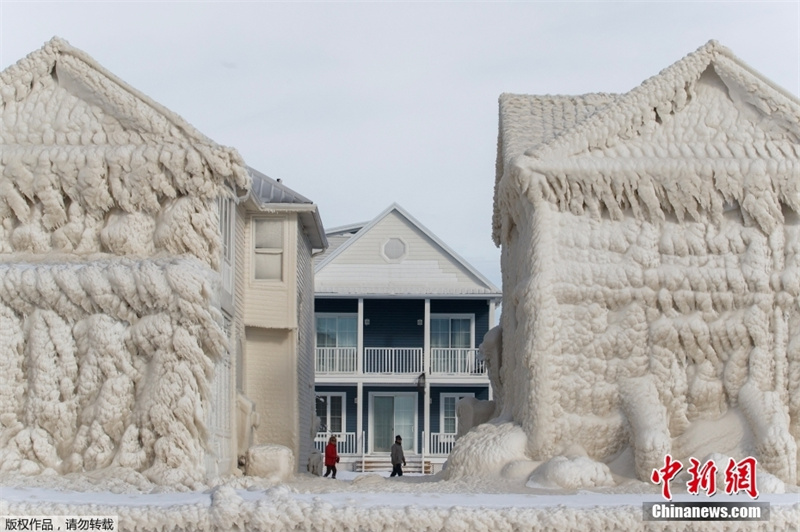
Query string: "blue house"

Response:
xmin=313 ymin=204 xmax=501 ymax=472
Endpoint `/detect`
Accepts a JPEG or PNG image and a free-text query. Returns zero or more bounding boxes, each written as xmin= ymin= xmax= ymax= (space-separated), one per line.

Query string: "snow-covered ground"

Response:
xmin=1 ymin=469 xmax=797 ymax=531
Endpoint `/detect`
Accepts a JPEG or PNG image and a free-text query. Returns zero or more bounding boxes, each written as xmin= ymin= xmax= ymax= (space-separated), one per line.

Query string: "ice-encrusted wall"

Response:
xmin=0 ymin=38 xmax=249 ymax=488
xmin=450 ymin=41 xmax=800 ymax=488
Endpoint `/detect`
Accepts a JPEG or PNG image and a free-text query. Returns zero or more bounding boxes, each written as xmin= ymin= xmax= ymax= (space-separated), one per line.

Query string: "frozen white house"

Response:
xmin=0 ymin=37 xmax=326 ymax=488
xmin=450 ymin=41 xmax=800 ymax=487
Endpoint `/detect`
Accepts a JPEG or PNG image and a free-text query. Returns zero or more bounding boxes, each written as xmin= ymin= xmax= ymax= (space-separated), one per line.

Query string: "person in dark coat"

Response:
xmin=390 ymin=435 xmax=406 ymax=477
xmin=323 ymin=435 xmax=339 ymax=479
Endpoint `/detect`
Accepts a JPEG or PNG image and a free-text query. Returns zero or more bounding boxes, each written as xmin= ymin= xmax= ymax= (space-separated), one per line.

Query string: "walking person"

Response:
xmin=323 ymin=435 xmax=339 ymax=479
xmin=390 ymin=435 xmax=406 ymax=477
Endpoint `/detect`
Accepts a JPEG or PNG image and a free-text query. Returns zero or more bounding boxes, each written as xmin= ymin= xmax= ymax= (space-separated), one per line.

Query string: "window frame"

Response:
xmin=316 ymin=392 xmax=346 ymax=435
xmin=440 ymin=392 xmax=475 ymax=435
xmin=315 ymin=313 xmax=358 ymax=349
xmin=430 ymin=313 xmax=475 ymax=349
xmin=251 ymin=216 xmax=286 ymax=282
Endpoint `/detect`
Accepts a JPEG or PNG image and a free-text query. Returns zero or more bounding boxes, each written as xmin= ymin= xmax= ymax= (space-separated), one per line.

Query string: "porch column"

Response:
xmin=488 ymin=299 xmax=496 ymax=401
xmin=356 ymin=382 xmax=363 ymax=456
xmin=423 ymin=298 xmax=430 ymax=455
xmin=357 ymin=298 xmax=364 ymax=376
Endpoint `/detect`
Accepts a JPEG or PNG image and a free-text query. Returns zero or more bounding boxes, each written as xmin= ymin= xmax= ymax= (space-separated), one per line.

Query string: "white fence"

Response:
xmin=314 ymin=432 xmax=359 ymax=455
xmin=428 ymin=432 xmax=457 ymax=455
xmin=430 ymin=348 xmax=485 ymax=375
xmin=315 ymin=347 xmax=357 ymax=373
xmin=363 ymin=347 xmax=423 ymax=374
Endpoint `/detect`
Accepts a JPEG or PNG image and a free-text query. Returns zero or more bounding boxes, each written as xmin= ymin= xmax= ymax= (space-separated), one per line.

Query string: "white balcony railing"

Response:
xmin=315 ymin=347 xmax=357 ymax=374
xmin=429 ymin=432 xmax=457 ymax=455
xmin=430 ymin=348 xmax=485 ymax=375
xmin=363 ymin=347 xmax=423 ymax=374
xmin=314 ymin=432 xmax=359 ymax=455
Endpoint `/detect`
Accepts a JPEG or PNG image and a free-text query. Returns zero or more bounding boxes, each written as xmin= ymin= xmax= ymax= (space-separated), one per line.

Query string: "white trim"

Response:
xmin=316 ymin=392 xmax=346 ymax=434
xmin=368 ymin=391 xmax=418 ymax=455
xmin=315 ymin=313 xmax=358 ymax=348
xmin=440 ymin=392 xmax=475 ymax=435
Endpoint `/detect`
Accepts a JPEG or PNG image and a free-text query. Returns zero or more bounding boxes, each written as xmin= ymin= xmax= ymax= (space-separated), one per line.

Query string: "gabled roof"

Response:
xmin=315 ymin=203 xmax=500 ymax=298
xmin=1 ymin=37 xmax=250 ymax=200
xmin=494 ymin=40 xmax=800 ymax=243
xmin=246 ymin=167 xmax=327 ymax=250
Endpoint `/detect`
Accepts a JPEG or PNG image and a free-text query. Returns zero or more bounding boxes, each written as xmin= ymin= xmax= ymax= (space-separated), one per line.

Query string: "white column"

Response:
xmin=423 ymin=299 xmax=430 ymax=455
xmin=488 ymin=299 xmax=496 ymax=401
xmin=356 ymin=381 xmax=363 ymax=456
xmin=357 ymin=298 xmax=364 ymax=375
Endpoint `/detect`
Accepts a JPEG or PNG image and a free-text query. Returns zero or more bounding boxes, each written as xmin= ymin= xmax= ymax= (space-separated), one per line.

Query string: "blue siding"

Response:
xmin=429 ymin=385 xmax=490 ymax=433
xmin=363 ymin=299 xmax=424 ymax=348
xmin=315 ymin=298 xmax=357 ymax=313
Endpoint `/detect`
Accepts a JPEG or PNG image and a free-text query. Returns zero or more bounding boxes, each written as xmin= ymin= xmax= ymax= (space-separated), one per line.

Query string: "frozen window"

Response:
xmin=217 ymin=197 xmax=235 ymax=293
xmin=253 ymin=218 xmax=283 ymax=280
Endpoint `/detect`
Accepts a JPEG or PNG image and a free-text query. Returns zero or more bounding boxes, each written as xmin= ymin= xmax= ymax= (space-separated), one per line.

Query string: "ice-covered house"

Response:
xmin=313 ymin=204 xmax=501 ymax=472
xmin=478 ymin=40 xmax=800 ymax=486
xmin=0 ymin=37 xmax=326 ymax=487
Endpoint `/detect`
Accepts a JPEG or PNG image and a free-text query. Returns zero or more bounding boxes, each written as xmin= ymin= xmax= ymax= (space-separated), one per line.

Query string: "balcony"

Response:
xmin=430 ymin=348 xmax=484 ymax=375
xmin=315 ymin=347 xmax=485 ymax=377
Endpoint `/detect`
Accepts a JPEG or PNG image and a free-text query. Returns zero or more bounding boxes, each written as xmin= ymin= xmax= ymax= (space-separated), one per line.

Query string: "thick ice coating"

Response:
xmin=447 ymin=41 xmax=800 ymax=489
xmin=0 ymin=37 xmax=250 ymax=488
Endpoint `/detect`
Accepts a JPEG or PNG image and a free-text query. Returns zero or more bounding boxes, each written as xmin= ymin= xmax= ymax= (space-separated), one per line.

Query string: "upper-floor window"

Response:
xmin=217 ymin=197 xmax=235 ymax=294
xmin=253 ymin=218 xmax=284 ymax=281
xmin=316 ymin=314 xmax=357 ymax=349
xmin=430 ymin=314 xmax=474 ymax=349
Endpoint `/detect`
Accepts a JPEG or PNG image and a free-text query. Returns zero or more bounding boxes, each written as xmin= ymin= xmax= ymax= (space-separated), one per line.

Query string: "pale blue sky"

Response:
xmin=2 ymin=1 xmax=798 ymax=288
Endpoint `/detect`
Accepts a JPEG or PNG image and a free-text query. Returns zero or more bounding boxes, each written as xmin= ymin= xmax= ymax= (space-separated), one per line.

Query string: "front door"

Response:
xmin=371 ymin=393 xmax=416 ymax=453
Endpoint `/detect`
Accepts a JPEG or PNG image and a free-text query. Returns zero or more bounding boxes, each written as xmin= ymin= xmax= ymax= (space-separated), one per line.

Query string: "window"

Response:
xmin=253 ymin=218 xmax=283 ymax=280
xmin=316 ymin=393 xmax=345 ymax=433
xmin=431 ymin=315 xmax=474 ymax=349
xmin=441 ymin=393 xmax=474 ymax=434
xmin=217 ymin=197 xmax=235 ymax=293
xmin=316 ymin=315 xmax=357 ymax=349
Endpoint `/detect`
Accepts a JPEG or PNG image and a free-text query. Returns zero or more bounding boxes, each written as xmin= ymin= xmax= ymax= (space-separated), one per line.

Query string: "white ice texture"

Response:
xmin=447 ymin=41 xmax=800 ymax=489
xmin=0 ymin=37 xmax=248 ymax=489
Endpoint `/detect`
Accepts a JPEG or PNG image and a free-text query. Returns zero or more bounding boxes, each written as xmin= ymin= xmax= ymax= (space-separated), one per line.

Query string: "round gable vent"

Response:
xmin=383 ymin=238 xmax=407 ymax=261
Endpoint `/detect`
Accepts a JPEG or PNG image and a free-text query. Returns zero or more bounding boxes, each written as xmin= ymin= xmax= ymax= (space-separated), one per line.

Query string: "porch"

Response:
xmin=313 ymin=430 xmax=459 ymax=474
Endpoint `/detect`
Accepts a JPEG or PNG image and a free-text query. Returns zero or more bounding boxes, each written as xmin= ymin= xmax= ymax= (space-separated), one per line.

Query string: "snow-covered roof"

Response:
xmin=246 ymin=167 xmax=327 ymax=250
xmin=0 ymin=37 xmax=250 ymax=196
xmin=315 ymin=203 xmax=501 ymax=299
xmin=494 ymin=40 xmax=800 ymax=243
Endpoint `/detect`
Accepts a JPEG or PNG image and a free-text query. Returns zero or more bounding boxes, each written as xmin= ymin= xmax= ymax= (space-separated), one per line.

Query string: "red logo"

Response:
xmin=651 ymin=456 xmax=759 ymax=500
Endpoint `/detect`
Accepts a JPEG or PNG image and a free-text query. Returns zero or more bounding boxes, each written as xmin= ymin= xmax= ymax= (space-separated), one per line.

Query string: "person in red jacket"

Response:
xmin=323 ymin=435 xmax=339 ymax=479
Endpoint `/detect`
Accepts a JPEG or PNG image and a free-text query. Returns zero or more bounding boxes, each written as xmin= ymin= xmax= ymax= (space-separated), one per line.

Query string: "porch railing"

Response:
xmin=430 ymin=348 xmax=485 ymax=375
xmin=314 ymin=432 xmax=359 ymax=455
xmin=315 ymin=347 xmax=357 ymax=374
xmin=363 ymin=347 xmax=423 ymax=374
xmin=429 ymin=432 xmax=457 ymax=455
